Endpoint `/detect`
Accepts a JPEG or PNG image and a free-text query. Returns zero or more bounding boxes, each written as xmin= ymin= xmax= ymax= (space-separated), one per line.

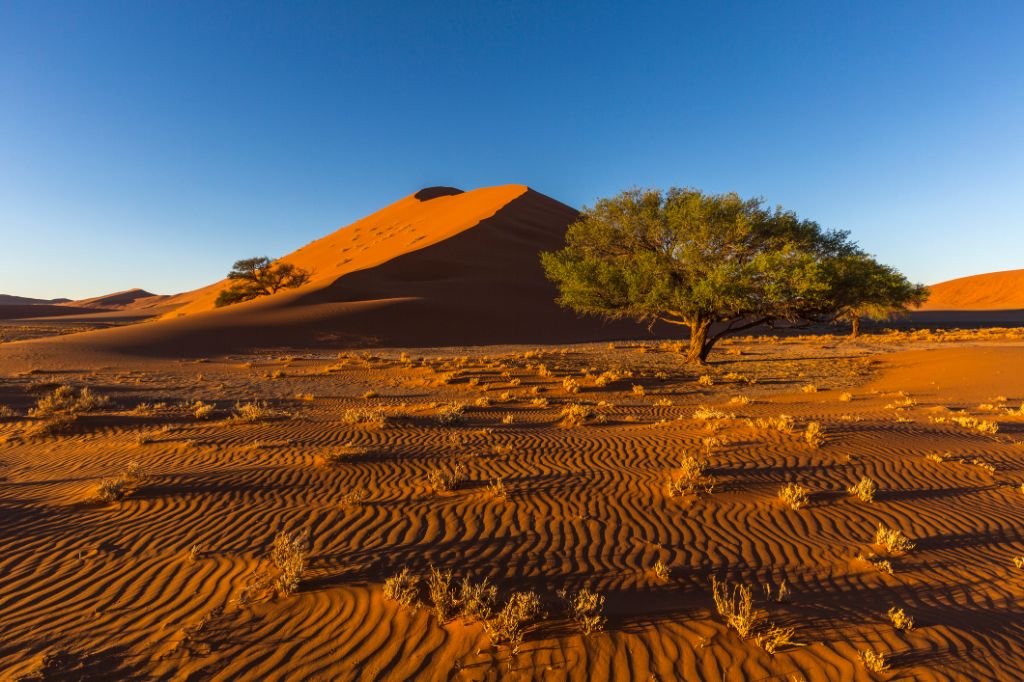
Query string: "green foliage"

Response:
xmin=214 ymin=256 xmax=312 ymax=307
xmin=826 ymin=253 xmax=928 ymax=336
xmin=541 ymin=187 xmax=870 ymax=363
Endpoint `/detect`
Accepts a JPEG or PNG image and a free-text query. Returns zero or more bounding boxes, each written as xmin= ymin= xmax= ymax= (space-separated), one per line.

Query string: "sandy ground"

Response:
xmin=2 ymin=331 xmax=1024 ymax=681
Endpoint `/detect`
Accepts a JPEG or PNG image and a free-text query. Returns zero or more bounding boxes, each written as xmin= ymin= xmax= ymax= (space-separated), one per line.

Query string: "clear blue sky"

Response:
xmin=2 ymin=1 xmax=1022 ymax=299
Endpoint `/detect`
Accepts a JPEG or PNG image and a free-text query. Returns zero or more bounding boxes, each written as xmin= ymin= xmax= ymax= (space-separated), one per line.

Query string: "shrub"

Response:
xmin=384 ymin=568 xmax=420 ymax=607
xmin=697 ymin=374 xmax=714 ymax=387
xmin=30 ymin=385 xmax=107 ymax=417
xmin=486 ymin=477 xmax=508 ymax=500
xmin=750 ymin=414 xmax=794 ymax=433
xmin=874 ymin=524 xmax=915 ymax=556
xmin=426 ymin=463 xmax=468 ymax=494
xmin=559 ymin=587 xmax=606 ymax=635
xmin=559 ymin=403 xmax=595 ymax=428
xmin=230 ymin=401 xmax=285 ymax=423
xmin=858 ymin=649 xmax=890 ymax=673
xmin=562 ymin=377 xmax=580 ymax=394
xmin=803 ymin=421 xmax=825 ymax=448
xmin=270 ymin=528 xmax=309 ymax=596
xmin=191 ymin=401 xmax=214 ymax=419
xmin=435 ymin=403 xmax=466 ymax=425
xmin=778 ymin=482 xmax=809 ymax=510
xmin=340 ymin=408 xmax=388 ymax=428
xmin=484 ymin=591 xmax=545 ymax=654
xmin=667 ymin=455 xmax=715 ymax=497
xmin=693 ymin=405 xmax=732 ymax=421
xmin=95 ymin=477 xmax=130 ymax=503
xmin=887 ymin=607 xmax=913 ymax=631
xmin=847 ymin=476 xmax=877 ymax=503
xmin=757 ymin=624 xmax=798 ymax=654
xmin=426 ymin=566 xmax=458 ymax=624
xmin=459 ymin=577 xmax=498 ymax=622
xmin=711 ymin=577 xmax=761 ymax=638
xmin=653 ymin=561 xmax=672 ymax=582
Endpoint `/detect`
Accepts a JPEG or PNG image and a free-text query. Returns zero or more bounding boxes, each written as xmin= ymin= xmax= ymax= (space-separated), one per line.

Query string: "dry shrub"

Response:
xmin=231 ymin=401 xmax=286 ymax=423
xmin=93 ymin=460 xmax=147 ymax=504
xmin=190 ymin=401 xmax=214 ymax=419
xmin=693 ymin=405 xmax=732 ymax=421
xmin=562 ymin=377 xmax=581 ymax=394
xmin=667 ymin=455 xmax=715 ymax=496
xmin=317 ymin=444 xmax=370 ymax=466
xmin=750 ymin=414 xmax=794 ymax=433
xmin=847 ymin=476 xmax=877 ymax=503
xmin=459 ymin=577 xmax=498 ymax=622
xmin=0 ymin=404 xmax=16 ymax=418
xmin=803 ymin=421 xmax=825 ymax=448
xmin=384 ymin=568 xmax=420 ymax=607
xmin=697 ymin=374 xmax=714 ymax=387
xmin=778 ymin=482 xmax=809 ymax=510
xmin=559 ymin=587 xmax=606 ymax=635
xmin=838 ymin=392 xmax=853 ymax=402
xmin=874 ymin=524 xmax=915 ymax=556
xmin=30 ymin=385 xmax=107 ymax=417
xmin=339 ymin=486 xmax=368 ymax=507
xmin=340 ymin=407 xmax=388 ymax=428
xmin=950 ymin=414 xmax=999 ymax=436
xmin=486 ymin=477 xmax=508 ymax=500
xmin=271 ymin=528 xmax=309 ymax=596
xmin=427 ymin=463 xmax=468 ymax=494
xmin=427 ymin=566 xmax=458 ymax=624
xmin=887 ymin=607 xmax=913 ymax=631
xmin=757 ymin=624 xmax=798 ymax=654
xmin=858 ymin=649 xmax=890 ymax=673
xmin=800 ymin=383 xmax=818 ymax=393
xmin=711 ymin=577 xmax=761 ymax=638
xmin=653 ymin=561 xmax=672 ymax=582
xmin=484 ymin=591 xmax=545 ymax=654
xmin=559 ymin=403 xmax=597 ymax=428
xmin=435 ymin=402 xmax=466 ymax=425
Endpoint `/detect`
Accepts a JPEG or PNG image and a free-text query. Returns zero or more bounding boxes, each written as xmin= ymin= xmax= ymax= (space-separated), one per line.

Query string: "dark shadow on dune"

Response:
xmin=414 ymin=186 xmax=464 ymax=201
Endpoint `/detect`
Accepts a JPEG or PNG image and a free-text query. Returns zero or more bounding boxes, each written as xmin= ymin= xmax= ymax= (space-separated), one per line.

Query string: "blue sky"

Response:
xmin=2 ymin=1 xmax=1022 ymax=299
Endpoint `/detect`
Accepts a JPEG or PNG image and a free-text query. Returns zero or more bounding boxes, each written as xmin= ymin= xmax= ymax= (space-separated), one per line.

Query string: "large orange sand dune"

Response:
xmin=921 ymin=269 xmax=1024 ymax=311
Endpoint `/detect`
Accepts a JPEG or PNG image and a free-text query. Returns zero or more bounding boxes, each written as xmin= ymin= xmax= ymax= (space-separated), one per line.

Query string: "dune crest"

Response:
xmin=922 ymin=269 xmax=1024 ymax=310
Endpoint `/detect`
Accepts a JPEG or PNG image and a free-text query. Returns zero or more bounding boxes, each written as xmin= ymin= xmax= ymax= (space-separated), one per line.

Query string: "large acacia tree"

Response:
xmin=541 ymin=187 xmax=890 ymax=364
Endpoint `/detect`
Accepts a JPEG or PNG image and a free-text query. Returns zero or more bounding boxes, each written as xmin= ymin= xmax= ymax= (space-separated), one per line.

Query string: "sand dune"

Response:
xmin=921 ymin=269 xmax=1024 ymax=311
xmin=66 ymin=288 xmax=168 ymax=310
xmin=15 ymin=185 xmax=651 ymax=357
xmin=0 ymin=294 xmax=72 ymax=306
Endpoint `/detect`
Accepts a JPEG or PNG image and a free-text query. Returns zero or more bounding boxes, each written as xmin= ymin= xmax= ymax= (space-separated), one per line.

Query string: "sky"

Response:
xmin=2 ymin=1 xmax=1023 ymax=299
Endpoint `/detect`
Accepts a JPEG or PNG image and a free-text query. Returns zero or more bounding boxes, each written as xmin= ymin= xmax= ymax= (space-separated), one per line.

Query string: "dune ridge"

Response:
xmin=921 ymin=269 xmax=1024 ymax=311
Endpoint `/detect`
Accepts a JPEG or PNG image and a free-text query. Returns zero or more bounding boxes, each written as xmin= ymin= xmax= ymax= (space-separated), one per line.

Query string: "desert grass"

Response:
xmin=667 ymin=455 xmax=716 ymax=497
xmin=711 ymin=577 xmax=761 ymax=638
xmin=484 ymin=591 xmax=545 ymax=654
xmin=435 ymin=402 xmax=466 ymax=425
xmin=858 ymin=648 xmax=890 ymax=673
xmin=559 ymin=587 xmax=606 ymax=635
xmin=888 ymin=606 xmax=913 ymax=631
xmin=874 ymin=524 xmax=916 ymax=556
xmin=270 ymin=528 xmax=309 ymax=596
xmin=340 ymin=407 xmax=388 ymax=428
xmin=756 ymin=623 xmax=798 ymax=655
xmin=486 ymin=477 xmax=508 ymax=500
xmin=426 ymin=463 xmax=468 ymax=494
xmin=778 ymin=482 xmax=810 ymax=510
xmin=230 ymin=401 xmax=287 ymax=423
xmin=803 ymin=421 xmax=825 ymax=448
xmin=847 ymin=476 xmax=878 ymax=503
xmin=384 ymin=568 xmax=420 ymax=608
xmin=94 ymin=460 xmax=147 ymax=504
xmin=426 ymin=566 xmax=458 ymax=624
xmin=653 ymin=560 xmax=672 ymax=582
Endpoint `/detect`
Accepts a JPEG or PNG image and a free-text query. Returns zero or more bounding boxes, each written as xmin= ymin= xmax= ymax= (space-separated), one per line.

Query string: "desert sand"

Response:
xmin=3 ymin=187 xmax=1024 ymax=681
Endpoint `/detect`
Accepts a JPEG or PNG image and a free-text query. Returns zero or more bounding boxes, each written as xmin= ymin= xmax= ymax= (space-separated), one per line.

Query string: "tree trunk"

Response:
xmin=685 ymin=319 xmax=713 ymax=365
xmin=850 ymin=316 xmax=860 ymax=338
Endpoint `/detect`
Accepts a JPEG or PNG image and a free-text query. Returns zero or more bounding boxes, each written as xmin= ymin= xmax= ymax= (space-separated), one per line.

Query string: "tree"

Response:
xmin=540 ymin=187 xmax=865 ymax=364
xmin=828 ymin=253 xmax=928 ymax=337
xmin=214 ymin=257 xmax=312 ymax=308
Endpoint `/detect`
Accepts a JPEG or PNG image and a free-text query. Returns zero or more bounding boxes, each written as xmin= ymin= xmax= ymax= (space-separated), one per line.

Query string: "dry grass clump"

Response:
xmin=30 ymin=385 xmax=107 ymax=417
xmin=189 ymin=401 xmax=214 ymax=419
xmin=887 ymin=607 xmax=913 ymax=631
xmin=270 ymin=529 xmax=309 ymax=596
xmin=803 ymin=421 xmax=825 ymax=448
xmin=653 ymin=560 xmax=672 ymax=582
xmin=1012 ymin=556 xmax=1024 ymax=569
xmin=667 ymin=455 xmax=716 ymax=496
xmin=697 ymin=374 xmax=714 ymax=387
xmin=750 ymin=414 xmax=794 ymax=433
xmin=728 ymin=395 xmax=751 ymax=406
xmin=559 ymin=403 xmax=599 ymax=428
xmin=0 ymin=404 xmax=16 ymax=418
xmin=427 ymin=463 xmax=468 ymax=494
xmin=459 ymin=576 xmax=498 ymax=622
xmin=340 ymin=407 xmax=388 ymax=428
xmin=838 ymin=392 xmax=853 ymax=402
xmin=426 ymin=566 xmax=458 ymax=624
xmin=631 ymin=384 xmax=646 ymax=396
xmin=486 ymin=477 xmax=508 ymax=500
xmin=711 ymin=577 xmax=761 ymax=638
xmin=435 ymin=402 xmax=466 ymax=425
xmin=94 ymin=460 xmax=147 ymax=504
xmin=384 ymin=568 xmax=420 ymax=607
xmin=474 ymin=396 xmax=491 ymax=407
xmin=484 ymin=591 xmax=545 ymax=654
xmin=693 ymin=405 xmax=733 ymax=421
xmin=230 ymin=401 xmax=287 ymax=423
xmin=778 ymin=482 xmax=810 ymax=510
xmin=562 ymin=377 xmax=581 ymax=394
xmin=858 ymin=648 xmax=890 ymax=673
xmin=317 ymin=444 xmax=370 ymax=466
xmin=874 ymin=524 xmax=915 ymax=556
xmin=847 ymin=476 xmax=878 ymax=503
xmin=800 ymin=383 xmax=818 ymax=393
xmin=757 ymin=624 xmax=798 ymax=655
xmin=950 ymin=414 xmax=999 ymax=436
xmin=559 ymin=587 xmax=606 ymax=635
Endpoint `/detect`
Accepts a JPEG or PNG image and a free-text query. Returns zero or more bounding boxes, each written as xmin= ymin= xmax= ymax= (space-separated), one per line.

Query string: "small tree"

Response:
xmin=214 ymin=257 xmax=312 ymax=307
xmin=541 ymin=188 xmax=862 ymax=364
xmin=828 ymin=254 xmax=928 ymax=337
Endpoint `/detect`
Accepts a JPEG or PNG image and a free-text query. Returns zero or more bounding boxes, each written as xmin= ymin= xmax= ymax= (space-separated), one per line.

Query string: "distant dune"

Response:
xmin=66 ymin=288 xmax=168 ymax=310
xmin=921 ymin=269 xmax=1024 ymax=311
xmin=13 ymin=185 xmax=654 ymax=356
xmin=0 ymin=294 xmax=71 ymax=306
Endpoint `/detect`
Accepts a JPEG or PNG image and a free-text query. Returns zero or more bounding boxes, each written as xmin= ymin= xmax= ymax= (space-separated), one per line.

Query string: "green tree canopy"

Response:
xmin=214 ymin=257 xmax=312 ymax=308
xmin=541 ymin=187 xmax=912 ymax=363
xmin=827 ymin=253 xmax=929 ymax=337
